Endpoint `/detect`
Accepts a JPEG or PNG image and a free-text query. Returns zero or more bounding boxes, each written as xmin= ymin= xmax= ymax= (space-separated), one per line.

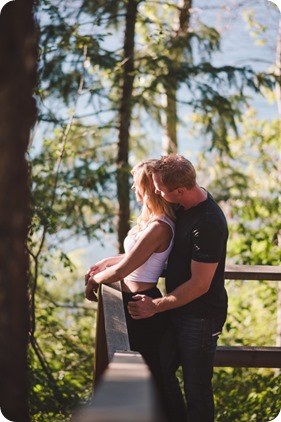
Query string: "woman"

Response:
xmin=85 ymin=160 xmax=175 ymax=392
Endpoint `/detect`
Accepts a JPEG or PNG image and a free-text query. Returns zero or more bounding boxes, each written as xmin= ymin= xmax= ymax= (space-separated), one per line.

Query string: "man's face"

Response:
xmin=152 ymin=173 xmax=179 ymax=203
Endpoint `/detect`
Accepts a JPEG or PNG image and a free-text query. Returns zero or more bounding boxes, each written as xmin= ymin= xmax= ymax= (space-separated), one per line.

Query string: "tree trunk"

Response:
xmin=276 ymin=16 xmax=281 ymax=117
xmin=117 ymin=0 xmax=138 ymax=252
xmin=162 ymin=0 xmax=192 ymax=154
xmin=0 ymin=1 xmax=37 ymax=421
xmin=275 ymin=16 xmax=281 ymax=348
xmin=162 ymin=77 xmax=178 ymax=154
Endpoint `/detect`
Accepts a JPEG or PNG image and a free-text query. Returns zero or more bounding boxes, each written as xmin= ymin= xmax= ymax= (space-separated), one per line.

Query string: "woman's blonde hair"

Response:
xmin=131 ymin=160 xmax=175 ymax=229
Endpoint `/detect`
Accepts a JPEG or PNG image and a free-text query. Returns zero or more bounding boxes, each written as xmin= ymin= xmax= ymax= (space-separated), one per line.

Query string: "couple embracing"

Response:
xmin=85 ymin=154 xmax=228 ymax=422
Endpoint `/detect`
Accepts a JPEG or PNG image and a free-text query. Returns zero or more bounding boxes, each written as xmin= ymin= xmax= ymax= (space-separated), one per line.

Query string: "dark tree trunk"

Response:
xmin=275 ymin=16 xmax=281 ymax=348
xmin=0 ymin=1 xmax=37 ymax=421
xmin=117 ymin=0 xmax=138 ymax=253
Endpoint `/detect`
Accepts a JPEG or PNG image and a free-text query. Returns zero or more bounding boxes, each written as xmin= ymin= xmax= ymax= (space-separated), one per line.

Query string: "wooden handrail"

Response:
xmin=72 ymin=351 xmax=164 ymax=422
xmin=225 ymin=264 xmax=281 ymax=281
xmin=215 ymin=346 xmax=281 ymax=368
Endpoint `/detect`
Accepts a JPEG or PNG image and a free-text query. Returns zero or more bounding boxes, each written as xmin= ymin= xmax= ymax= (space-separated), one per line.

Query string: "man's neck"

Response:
xmin=179 ymin=185 xmax=207 ymax=210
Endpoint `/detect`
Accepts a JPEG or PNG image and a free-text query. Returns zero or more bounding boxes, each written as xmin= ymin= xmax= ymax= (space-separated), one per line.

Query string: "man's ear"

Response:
xmin=176 ymin=187 xmax=185 ymax=195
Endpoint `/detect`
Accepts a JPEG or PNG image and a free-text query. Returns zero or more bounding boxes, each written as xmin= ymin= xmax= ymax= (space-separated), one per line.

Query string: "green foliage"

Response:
xmin=29 ymin=253 xmax=96 ymax=420
xmin=29 ymin=95 xmax=116 ymax=421
xmin=243 ymin=9 xmax=268 ymax=46
xmin=134 ymin=5 xmax=274 ymax=153
xmin=32 ymin=412 xmax=71 ymax=422
xmin=214 ymin=368 xmax=281 ymax=421
xmin=198 ymin=109 xmax=281 ymax=266
xmin=30 ymin=125 xmax=116 ymax=245
xmin=223 ymin=280 xmax=277 ymax=346
xmin=38 ymin=0 xmax=120 ymax=108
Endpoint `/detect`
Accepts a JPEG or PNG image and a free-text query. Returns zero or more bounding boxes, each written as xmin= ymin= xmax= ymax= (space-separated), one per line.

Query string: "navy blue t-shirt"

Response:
xmin=165 ymin=192 xmax=228 ymax=320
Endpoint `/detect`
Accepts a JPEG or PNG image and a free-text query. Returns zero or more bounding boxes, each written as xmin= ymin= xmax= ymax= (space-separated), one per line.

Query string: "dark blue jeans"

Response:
xmin=160 ymin=313 xmax=225 ymax=422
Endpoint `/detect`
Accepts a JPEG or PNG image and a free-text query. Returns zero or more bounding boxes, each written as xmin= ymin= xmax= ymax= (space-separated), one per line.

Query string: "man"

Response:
xmin=128 ymin=154 xmax=228 ymax=422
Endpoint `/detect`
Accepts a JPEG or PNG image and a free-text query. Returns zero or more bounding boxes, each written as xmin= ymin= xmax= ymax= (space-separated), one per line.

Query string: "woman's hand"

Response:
xmin=85 ymin=261 xmax=107 ymax=284
xmin=85 ymin=275 xmax=99 ymax=302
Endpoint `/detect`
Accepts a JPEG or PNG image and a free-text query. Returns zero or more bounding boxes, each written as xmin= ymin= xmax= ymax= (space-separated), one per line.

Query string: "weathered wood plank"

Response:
xmin=94 ymin=282 xmax=130 ymax=388
xmin=94 ymin=287 xmax=108 ymax=388
xmin=102 ymin=282 xmax=130 ymax=362
xmin=225 ymin=265 xmax=281 ymax=281
xmin=162 ymin=265 xmax=281 ymax=281
xmin=71 ymin=352 xmax=164 ymax=422
xmin=215 ymin=346 xmax=281 ymax=368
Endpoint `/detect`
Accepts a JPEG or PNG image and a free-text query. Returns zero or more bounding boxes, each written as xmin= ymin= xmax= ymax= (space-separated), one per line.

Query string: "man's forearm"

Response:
xmin=128 ymin=282 xmax=199 ymax=319
xmin=153 ymin=278 xmax=209 ymax=313
xmin=153 ymin=294 xmax=178 ymax=313
xmin=128 ymin=261 xmax=218 ymax=319
xmin=153 ymin=261 xmax=217 ymax=313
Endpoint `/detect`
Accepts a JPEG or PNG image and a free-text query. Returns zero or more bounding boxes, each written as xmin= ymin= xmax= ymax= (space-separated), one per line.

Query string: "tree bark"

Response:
xmin=275 ymin=16 xmax=281 ymax=348
xmin=162 ymin=0 xmax=192 ymax=154
xmin=275 ymin=16 xmax=281 ymax=117
xmin=0 ymin=1 xmax=37 ymax=421
xmin=117 ymin=0 xmax=138 ymax=252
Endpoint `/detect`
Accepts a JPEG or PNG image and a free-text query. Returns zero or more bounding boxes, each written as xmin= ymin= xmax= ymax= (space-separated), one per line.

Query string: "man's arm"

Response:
xmin=128 ymin=260 xmax=218 ymax=319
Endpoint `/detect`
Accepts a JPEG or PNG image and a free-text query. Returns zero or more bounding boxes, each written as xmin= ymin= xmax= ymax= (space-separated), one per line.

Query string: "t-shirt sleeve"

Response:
xmin=191 ymin=220 xmax=225 ymax=263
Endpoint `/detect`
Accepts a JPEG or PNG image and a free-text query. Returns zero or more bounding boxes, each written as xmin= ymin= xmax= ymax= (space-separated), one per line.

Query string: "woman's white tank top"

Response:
xmin=123 ymin=215 xmax=175 ymax=283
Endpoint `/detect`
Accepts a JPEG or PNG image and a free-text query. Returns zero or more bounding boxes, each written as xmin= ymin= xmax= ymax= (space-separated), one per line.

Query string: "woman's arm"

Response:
xmin=85 ymin=221 xmax=171 ymax=300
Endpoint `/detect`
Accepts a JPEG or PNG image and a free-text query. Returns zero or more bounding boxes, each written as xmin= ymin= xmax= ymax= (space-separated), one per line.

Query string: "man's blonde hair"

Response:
xmin=153 ymin=154 xmax=196 ymax=191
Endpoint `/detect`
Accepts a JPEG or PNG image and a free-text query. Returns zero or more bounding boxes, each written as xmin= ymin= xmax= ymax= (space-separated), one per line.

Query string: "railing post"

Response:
xmin=94 ymin=282 xmax=130 ymax=388
xmin=93 ymin=286 xmax=109 ymax=389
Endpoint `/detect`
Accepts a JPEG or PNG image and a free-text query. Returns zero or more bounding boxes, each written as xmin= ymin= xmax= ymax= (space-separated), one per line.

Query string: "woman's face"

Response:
xmin=131 ymin=171 xmax=144 ymax=203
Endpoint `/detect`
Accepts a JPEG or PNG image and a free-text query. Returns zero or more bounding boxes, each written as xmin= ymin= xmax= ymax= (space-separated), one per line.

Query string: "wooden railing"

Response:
xmin=71 ymin=265 xmax=281 ymax=421
xmin=215 ymin=265 xmax=281 ymax=368
xmin=71 ymin=281 xmax=164 ymax=422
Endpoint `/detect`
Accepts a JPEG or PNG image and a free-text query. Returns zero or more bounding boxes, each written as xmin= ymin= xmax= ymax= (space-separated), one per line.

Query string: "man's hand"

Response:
xmin=128 ymin=294 xmax=157 ymax=319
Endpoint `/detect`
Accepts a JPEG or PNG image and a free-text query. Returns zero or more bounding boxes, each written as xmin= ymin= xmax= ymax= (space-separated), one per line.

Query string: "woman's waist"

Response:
xmin=122 ymin=279 xmax=157 ymax=293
